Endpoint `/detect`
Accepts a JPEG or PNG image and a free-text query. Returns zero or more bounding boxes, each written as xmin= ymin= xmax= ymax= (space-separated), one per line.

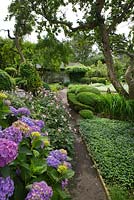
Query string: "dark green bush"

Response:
xmin=80 ymin=118 xmax=134 ymax=188
xmin=19 ymin=62 xmax=42 ymax=94
xmin=79 ymin=109 xmax=94 ymax=119
xmin=76 ymin=92 xmax=101 ymax=112
xmin=67 ymin=92 xmax=92 ymax=111
xmin=80 ymin=77 xmax=91 ymax=84
xmin=90 ymin=77 xmax=107 ymax=84
xmin=0 ymin=69 xmax=14 ymax=91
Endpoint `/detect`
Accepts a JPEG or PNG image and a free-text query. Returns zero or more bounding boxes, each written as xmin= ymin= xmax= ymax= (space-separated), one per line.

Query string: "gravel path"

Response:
xmin=57 ymin=88 xmax=108 ymax=200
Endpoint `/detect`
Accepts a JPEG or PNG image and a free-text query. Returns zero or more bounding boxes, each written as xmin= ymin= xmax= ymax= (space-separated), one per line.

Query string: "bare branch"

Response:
xmin=0 ymin=29 xmax=15 ymax=40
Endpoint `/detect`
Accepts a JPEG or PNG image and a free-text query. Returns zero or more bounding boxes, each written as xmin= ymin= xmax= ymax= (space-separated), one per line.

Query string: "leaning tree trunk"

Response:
xmin=125 ymin=66 xmax=134 ymax=99
xmin=99 ymin=22 xmax=129 ymax=98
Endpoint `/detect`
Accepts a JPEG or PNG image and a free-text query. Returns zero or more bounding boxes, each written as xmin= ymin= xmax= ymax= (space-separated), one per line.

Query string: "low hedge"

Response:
xmin=76 ymin=92 xmax=101 ymax=112
xmin=90 ymin=77 xmax=107 ymax=84
xmin=79 ymin=109 xmax=94 ymax=119
xmin=67 ymin=92 xmax=92 ymax=111
xmin=68 ymin=84 xmax=101 ymax=95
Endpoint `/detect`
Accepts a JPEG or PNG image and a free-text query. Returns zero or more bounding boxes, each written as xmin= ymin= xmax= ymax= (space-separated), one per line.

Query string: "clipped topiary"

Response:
xmin=0 ymin=69 xmax=14 ymax=91
xmin=79 ymin=109 xmax=94 ymax=119
xmin=76 ymin=92 xmax=101 ymax=112
xmin=67 ymin=92 xmax=92 ymax=112
xmin=76 ymin=85 xmax=101 ymax=95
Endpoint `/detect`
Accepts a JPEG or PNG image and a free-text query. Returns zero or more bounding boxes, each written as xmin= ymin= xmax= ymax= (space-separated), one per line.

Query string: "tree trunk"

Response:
xmin=99 ymin=22 xmax=129 ymax=98
xmin=15 ymin=35 xmax=25 ymax=63
xmin=125 ymin=66 xmax=134 ymax=99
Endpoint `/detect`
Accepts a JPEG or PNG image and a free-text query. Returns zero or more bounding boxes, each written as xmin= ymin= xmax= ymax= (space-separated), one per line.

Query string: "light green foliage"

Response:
xmin=68 ymin=84 xmax=100 ymax=95
xmin=67 ymin=92 xmax=92 ymax=111
xmin=19 ymin=62 xmax=42 ymax=94
xmin=5 ymin=67 xmax=17 ymax=77
xmin=76 ymin=92 xmax=101 ymax=112
xmin=79 ymin=109 xmax=94 ymax=119
xmin=90 ymin=77 xmax=107 ymax=84
xmin=49 ymin=83 xmax=63 ymax=92
xmin=80 ymin=118 xmax=134 ymax=189
xmin=0 ymin=69 xmax=15 ymax=91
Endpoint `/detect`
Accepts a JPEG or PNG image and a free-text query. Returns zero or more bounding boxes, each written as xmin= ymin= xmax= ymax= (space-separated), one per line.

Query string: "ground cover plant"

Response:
xmin=0 ymin=91 xmax=74 ymax=200
xmin=79 ymin=118 xmax=134 ymax=199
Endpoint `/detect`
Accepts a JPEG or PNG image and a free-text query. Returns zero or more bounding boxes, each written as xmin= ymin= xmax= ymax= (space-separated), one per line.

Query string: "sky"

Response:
xmin=0 ymin=0 xmax=131 ymax=43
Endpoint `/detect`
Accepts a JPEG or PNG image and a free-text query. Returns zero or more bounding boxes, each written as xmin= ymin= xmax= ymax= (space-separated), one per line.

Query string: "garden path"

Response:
xmin=57 ymin=88 xmax=108 ymax=200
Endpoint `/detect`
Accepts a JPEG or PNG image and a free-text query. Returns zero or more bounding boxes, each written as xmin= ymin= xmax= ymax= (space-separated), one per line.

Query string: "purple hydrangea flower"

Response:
xmin=10 ymin=106 xmax=18 ymax=116
xmin=34 ymin=120 xmax=45 ymax=129
xmin=25 ymin=181 xmax=53 ymax=200
xmin=30 ymin=126 xmax=41 ymax=133
xmin=47 ymin=156 xmax=61 ymax=168
xmin=49 ymin=150 xmax=67 ymax=161
xmin=21 ymin=116 xmax=35 ymax=127
xmin=63 ymin=161 xmax=72 ymax=169
xmin=0 ymin=138 xmax=18 ymax=167
xmin=61 ymin=179 xmax=68 ymax=190
xmin=17 ymin=107 xmax=31 ymax=116
xmin=0 ymin=176 xmax=14 ymax=200
xmin=1 ymin=126 xmax=22 ymax=144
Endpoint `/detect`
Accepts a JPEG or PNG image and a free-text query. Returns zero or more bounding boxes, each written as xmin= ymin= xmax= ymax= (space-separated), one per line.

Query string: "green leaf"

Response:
xmin=0 ymin=166 xmax=10 ymax=177
xmin=31 ymin=158 xmax=47 ymax=174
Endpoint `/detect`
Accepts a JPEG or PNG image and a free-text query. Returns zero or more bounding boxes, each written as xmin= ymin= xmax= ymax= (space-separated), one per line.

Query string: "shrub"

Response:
xmin=76 ymin=92 xmax=101 ymax=112
xmin=66 ymin=65 xmax=89 ymax=82
xmin=0 ymin=69 xmax=14 ymax=91
xmin=67 ymin=92 xmax=92 ymax=111
xmin=90 ymin=77 xmax=107 ymax=84
xmin=76 ymin=85 xmax=101 ymax=95
xmin=80 ymin=77 xmax=91 ymax=84
xmin=19 ymin=62 xmax=42 ymax=94
xmin=79 ymin=109 xmax=94 ymax=119
xmin=49 ymin=83 xmax=63 ymax=92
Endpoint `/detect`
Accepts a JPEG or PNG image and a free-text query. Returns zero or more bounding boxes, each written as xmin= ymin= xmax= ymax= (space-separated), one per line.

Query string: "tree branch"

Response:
xmin=108 ymin=0 xmax=134 ymax=33
xmin=0 ymin=29 xmax=15 ymax=40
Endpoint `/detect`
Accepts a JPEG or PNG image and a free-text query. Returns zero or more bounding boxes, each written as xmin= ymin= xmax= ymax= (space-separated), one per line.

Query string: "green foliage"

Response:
xmin=49 ymin=83 xmax=63 ymax=92
xmin=19 ymin=62 xmax=42 ymax=94
xmin=109 ymin=185 xmax=134 ymax=200
xmin=0 ymin=69 xmax=15 ymax=91
xmin=0 ymin=93 xmax=10 ymax=128
xmin=99 ymin=94 xmax=134 ymax=120
xmin=90 ymin=77 xmax=107 ymax=84
xmin=43 ymin=82 xmax=50 ymax=90
xmin=68 ymin=84 xmax=101 ymax=95
xmin=76 ymin=92 xmax=101 ymax=112
xmin=66 ymin=65 xmax=89 ymax=82
xmin=67 ymin=92 xmax=92 ymax=112
xmin=5 ymin=67 xmax=17 ymax=77
xmin=80 ymin=77 xmax=91 ymax=84
xmin=79 ymin=109 xmax=94 ymax=119
xmin=80 ymin=118 xmax=134 ymax=189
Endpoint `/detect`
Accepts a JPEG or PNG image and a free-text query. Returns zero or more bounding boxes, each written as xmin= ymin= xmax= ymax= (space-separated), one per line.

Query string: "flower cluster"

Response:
xmin=13 ymin=120 xmax=30 ymax=136
xmin=61 ymin=179 xmax=68 ymax=190
xmin=0 ymin=176 xmax=14 ymax=200
xmin=10 ymin=106 xmax=30 ymax=116
xmin=25 ymin=181 xmax=53 ymax=200
xmin=1 ymin=126 xmax=22 ymax=144
xmin=0 ymin=138 xmax=18 ymax=167
xmin=47 ymin=149 xmax=71 ymax=172
xmin=0 ymin=92 xmax=7 ymax=99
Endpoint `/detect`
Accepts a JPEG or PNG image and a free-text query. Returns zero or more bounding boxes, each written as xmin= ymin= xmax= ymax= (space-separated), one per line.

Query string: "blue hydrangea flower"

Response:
xmin=34 ymin=120 xmax=45 ymax=129
xmin=0 ymin=176 xmax=14 ymax=200
xmin=10 ymin=106 xmax=18 ymax=116
xmin=25 ymin=181 xmax=53 ymax=200
xmin=21 ymin=116 xmax=35 ymax=127
xmin=47 ymin=156 xmax=61 ymax=168
xmin=49 ymin=150 xmax=67 ymax=161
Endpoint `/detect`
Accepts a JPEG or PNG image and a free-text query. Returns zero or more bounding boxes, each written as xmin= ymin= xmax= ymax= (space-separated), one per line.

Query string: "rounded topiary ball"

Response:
xmin=79 ymin=109 xmax=94 ymax=119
